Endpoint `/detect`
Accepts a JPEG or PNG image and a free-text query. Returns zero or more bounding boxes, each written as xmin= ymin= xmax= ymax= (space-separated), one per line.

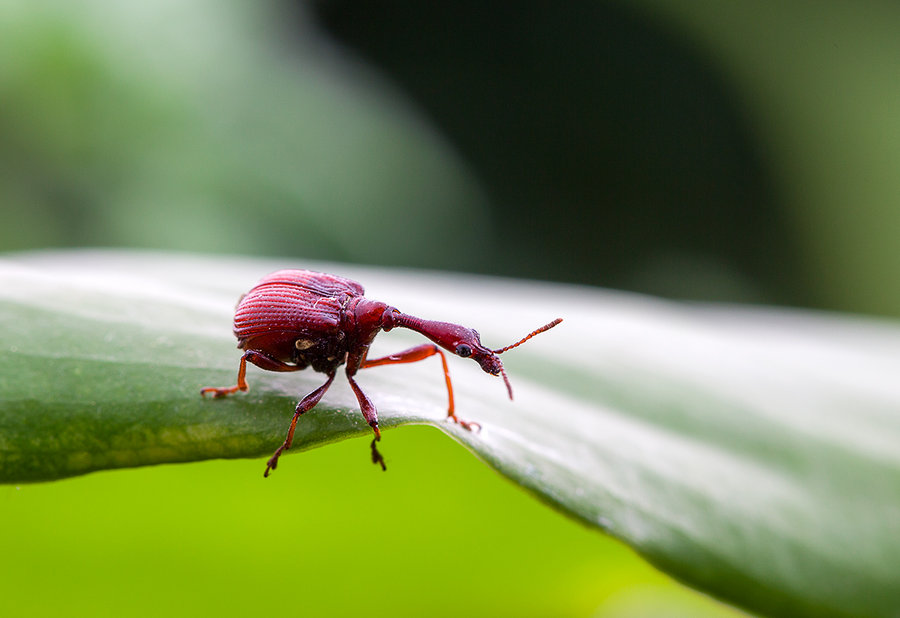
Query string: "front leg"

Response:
xmin=361 ymin=344 xmax=480 ymax=431
xmin=201 ymin=349 xmax=301 ymax=398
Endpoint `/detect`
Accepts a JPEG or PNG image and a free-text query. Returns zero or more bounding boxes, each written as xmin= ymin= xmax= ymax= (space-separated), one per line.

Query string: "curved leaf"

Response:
xmin=1 ymin=249 xmax=898 ymax=618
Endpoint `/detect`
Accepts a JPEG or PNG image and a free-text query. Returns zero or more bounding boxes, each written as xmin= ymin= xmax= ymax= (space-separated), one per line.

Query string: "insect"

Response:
xmin=201 ymin=269 xmax=562 ymax=477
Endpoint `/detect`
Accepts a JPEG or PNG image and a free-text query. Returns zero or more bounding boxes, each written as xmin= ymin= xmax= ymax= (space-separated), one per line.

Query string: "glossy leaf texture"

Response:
xmin=1 ymin=250 xmax=899 ymax=618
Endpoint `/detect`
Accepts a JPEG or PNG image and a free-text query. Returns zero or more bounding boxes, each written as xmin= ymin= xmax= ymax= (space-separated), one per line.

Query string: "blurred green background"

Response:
xmin=3 ymin=0 xmax=900 ymax=615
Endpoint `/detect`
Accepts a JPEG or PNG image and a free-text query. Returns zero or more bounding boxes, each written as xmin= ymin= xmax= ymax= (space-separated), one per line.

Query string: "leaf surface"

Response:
xmin=1 ymin=250 xmax=898 ymax=617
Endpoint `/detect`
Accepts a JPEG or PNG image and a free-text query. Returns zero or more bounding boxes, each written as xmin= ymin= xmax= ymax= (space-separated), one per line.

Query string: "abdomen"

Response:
xmin=233 ymin=269 xmax=364 ymax=367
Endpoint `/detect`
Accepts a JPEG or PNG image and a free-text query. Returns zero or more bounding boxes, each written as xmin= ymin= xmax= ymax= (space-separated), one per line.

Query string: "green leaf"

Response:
xmin=2 ymin=249 xmax=898 ymax=618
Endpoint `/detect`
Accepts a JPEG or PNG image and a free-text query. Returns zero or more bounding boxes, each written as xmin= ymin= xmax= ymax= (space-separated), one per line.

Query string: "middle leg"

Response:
xmin=346 ymin=371 xmax=387 ymax=471
xmin=264 ymin=370 xmax=336 ymax=477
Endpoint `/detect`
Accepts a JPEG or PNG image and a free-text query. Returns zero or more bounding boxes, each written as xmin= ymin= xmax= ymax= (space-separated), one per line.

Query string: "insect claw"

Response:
xmin=265 ymin=445 xmax=286 ymax=477
xmin=448 ymin=414 xmax=482 ymax=433
xmin=200 ymin=386 xmax=239 ymax=398
xmin=370 ymin=439 xmax=386 ymax=471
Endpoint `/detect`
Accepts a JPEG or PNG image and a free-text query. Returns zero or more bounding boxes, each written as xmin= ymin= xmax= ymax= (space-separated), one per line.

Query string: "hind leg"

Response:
xmin=201 ymin=350 xmax=302 ymax=397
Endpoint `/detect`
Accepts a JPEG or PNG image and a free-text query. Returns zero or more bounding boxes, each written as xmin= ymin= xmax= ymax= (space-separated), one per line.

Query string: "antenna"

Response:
xmin=492 ymin=318 xmax=563 ymax=354
xmin=492 ymin=318 xmax=562 ymax=401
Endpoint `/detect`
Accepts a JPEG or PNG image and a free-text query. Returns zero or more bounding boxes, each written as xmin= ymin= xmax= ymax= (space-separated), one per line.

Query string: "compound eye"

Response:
xmin=456 ymin=343 xmax=473 ymax=358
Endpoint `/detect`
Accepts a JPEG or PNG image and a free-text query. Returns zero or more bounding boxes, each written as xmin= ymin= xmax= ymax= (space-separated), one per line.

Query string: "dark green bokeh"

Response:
xmin=312 ymin=1 xmax=797 ymax=304
xmin=311 ymin=0 xmax=900 ymax=316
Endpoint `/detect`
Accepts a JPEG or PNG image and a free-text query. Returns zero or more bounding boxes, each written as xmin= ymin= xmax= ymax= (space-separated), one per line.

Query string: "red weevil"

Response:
xmin=201 ymin=269 xmax=562 ymax=476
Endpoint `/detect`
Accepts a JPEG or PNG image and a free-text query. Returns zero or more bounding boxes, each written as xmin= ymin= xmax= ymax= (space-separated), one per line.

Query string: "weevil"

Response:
xmin=201 ymin=269 xmax=562 ymax=476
